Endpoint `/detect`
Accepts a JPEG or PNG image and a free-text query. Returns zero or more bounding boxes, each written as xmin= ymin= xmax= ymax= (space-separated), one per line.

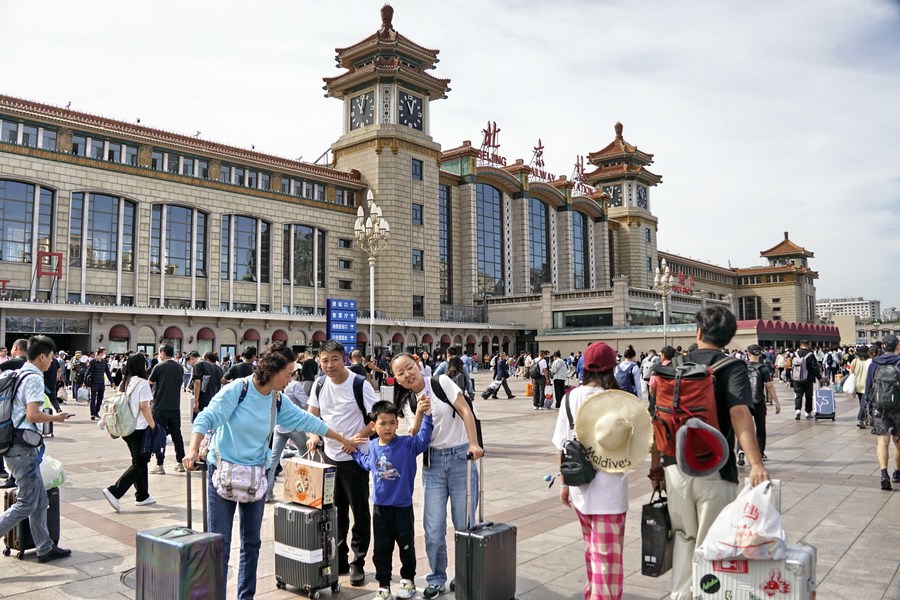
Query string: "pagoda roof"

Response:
xmin=586 ymin=122 xmax=654 ymax=166
xmin=583 ymin=162 xmax=662 ymax=186
xmin=325 ymin=5 xmax=450 ymax=100
xmin=0 ymin=94 xmax=364 ymax=187
xmin=760 ymin=232 xmax=815 ymax=258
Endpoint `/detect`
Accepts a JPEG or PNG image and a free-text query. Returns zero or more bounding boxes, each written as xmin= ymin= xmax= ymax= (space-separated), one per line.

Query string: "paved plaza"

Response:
xmin=1 ymin=372 xmax=899 ymax=599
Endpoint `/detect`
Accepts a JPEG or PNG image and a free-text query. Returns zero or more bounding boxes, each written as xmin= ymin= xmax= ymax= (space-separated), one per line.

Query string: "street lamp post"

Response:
xmin=654 ymin=258 xmax=674 ymax=347
xmin=354 ymin=190 xmax=390 ymax=357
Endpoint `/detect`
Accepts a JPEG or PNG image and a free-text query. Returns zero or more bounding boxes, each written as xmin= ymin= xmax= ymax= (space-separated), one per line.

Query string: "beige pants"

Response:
xmin=663 ymin=465 xmax=737 ymax=600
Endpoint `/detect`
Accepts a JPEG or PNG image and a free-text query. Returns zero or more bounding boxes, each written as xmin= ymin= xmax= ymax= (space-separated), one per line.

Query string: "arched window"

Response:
xmin=220 ymin=215 xmax=270 ymax=283
xmin=69 ymin=192 xmax=135 ymax=271
xmin=572 ymin=211 xmax=589 ymax=289
xmin=282 ymin=224 xmax=325 ymax=287
xmin=476 ymin=183 xmax=504 ymax=298
xmin=527 ymin=197 xmax=550 ymax=293
xmin=0 ymin=180 xmax=53 ymax=264
xmin=150 ymin=205 xmax=208 ymax=277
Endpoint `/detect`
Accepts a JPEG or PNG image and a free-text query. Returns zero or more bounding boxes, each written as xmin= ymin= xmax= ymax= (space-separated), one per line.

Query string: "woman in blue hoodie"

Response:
xmin=183 ymin=342 xmax=360 ymax=600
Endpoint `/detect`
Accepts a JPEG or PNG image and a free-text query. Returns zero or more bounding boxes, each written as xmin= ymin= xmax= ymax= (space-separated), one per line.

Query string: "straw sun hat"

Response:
xmin=574 ymin=389 xmax=652 ymax=473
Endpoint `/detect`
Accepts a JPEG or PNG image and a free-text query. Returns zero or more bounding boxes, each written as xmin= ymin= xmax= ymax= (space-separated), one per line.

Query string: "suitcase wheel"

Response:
xmin=450 ymin=580 xmax=455 ymax=591
xmin=309 ymin=592 xmax=320 ymax=600
xmin=2 ymin=548 xmax=9 ymax=557
xmin=276 ymin=579 xmax=286 ymax=590
xmin=17 ymin=550 xmax=24 ymax=559
xmin=331 ymin=582 xmax=341 ymax=593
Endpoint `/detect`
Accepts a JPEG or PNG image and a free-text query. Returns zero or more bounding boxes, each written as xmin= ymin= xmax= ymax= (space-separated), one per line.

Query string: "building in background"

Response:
xmin=816 ymin=297 xmax=882 ymax=321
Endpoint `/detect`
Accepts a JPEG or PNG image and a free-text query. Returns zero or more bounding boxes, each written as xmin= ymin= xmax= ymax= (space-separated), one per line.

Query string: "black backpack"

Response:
xmin=314 ymin=374 xmax=374 ymax=438
xmin=530 ymin=360 xmax=543 ymax=379
xmin=871 ymin=363 xmax=900 ymax=412
xmin=0 ymin=370 xmax=41 ymax=456
xmin=429 ymin=375 xmax=483 ymax=448
xmin=560 ymin=392 xmax=595 ymax=487
xmin=83 ymin=360 xmax=95 ymax=387
xmin=747 ymin=362 xmax=766 ymax=404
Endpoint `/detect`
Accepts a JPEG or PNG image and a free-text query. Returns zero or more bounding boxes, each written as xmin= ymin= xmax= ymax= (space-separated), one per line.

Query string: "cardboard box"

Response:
xmin=693 ymin=543 xmax=816 ymax=600
xmin=282 ymin=456 xmax=336 ymax=509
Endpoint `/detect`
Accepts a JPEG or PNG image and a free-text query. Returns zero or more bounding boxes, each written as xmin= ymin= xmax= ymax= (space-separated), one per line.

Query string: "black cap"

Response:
xmin=747 ymin=344 xmax=763 ymax=355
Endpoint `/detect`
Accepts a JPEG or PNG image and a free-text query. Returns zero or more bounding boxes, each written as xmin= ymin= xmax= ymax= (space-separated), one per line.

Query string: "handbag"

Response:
xmin=641 ymin=487 xmax=674 ymax=576
xmin=560 ymin=392 xmax=596 ymax=487
xmin=211 ymin=385 xmax=278 ymax=503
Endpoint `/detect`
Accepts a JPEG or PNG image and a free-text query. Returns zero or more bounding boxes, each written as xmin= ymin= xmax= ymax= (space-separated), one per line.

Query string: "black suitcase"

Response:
xmin=135 ymin=463 xmax=225 ymax=600
xmin=453 ymin=456 xmax=517 ymax=600
xmin=274 ymin=502 xmax=340 ymax=598
xmin=3 ymin=486 xmax=60 ymax=559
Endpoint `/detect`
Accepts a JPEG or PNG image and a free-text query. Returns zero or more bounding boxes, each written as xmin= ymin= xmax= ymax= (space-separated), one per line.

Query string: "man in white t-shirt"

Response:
xmin=306 ymin=340 xmax=378 ymax=587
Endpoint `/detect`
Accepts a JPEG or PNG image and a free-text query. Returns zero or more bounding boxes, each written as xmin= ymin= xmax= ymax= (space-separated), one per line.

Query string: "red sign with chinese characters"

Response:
xmin=479 ymin=121 xmax=507 ymax=166
xmin=672 ymin=271 xmax=696 ymax=295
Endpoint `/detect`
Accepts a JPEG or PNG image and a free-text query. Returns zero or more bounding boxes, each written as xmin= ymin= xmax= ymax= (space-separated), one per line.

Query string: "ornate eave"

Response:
xmin=440 ymin=140 xmax=480 ymax=162
xmin=587 ymin=122 xmax=654 ymax=166
xmin=760 ymin=232 xmax=815 ymax=258
xmin=324 ymin=60 xmax=451 ymax=99
xmin=583 ymin=162 xmax=662 ymax=186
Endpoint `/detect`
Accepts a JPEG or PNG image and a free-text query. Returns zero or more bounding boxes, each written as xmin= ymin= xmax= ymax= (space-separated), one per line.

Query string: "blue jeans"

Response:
xmin=422 ymin=444 xmax=479 ymax=587
xmin=0 ymin=444 xmax=52 ymax=556
xmin=265 ymin=429 xmax=308 ymax=501
xmin=207 ymin=464 xmax=267 ymax=600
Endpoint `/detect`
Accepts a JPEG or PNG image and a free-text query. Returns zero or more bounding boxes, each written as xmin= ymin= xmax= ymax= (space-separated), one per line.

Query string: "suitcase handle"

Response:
xmin=186 ymin=460 xmax=208 ymax=532
xmin=464 ymin=453 xmax=484 ymax=530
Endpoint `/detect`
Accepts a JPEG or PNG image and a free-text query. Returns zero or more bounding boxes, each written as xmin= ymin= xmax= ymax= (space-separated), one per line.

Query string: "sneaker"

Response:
xmin=795 ymin=410 xmax=801 ymax=421
xmin=533 ymin=406 xmax=540 ymax=411
xmin=893 ymin=470 xmax=900 ymax=484
xmin=37 ymin=545 xmax=72 ymax=563
xmin=150 ymin=464 xmax=165 ymax=475
xmin=805 ymin=412 xmax=813 ymax=419
xmin=135 ymin=496 xmax=156 ymax=506
xmin=396 ymin=579 xmax=416 ymax=599
xmin=762 ymin=453 xmax=769 ymax=462
xmin=102 ymin=488 xmax=120 ymax=512
xmin=349 ymin=564 xmax=365 ymax=586
xmin=423 ymin=583 xmax=447 ymax=599
xmin=881 ymin=474 xmax=892 ymax=491
xmin=737 ymin=451 xmax=745 ymax=466
xmin=174 ymin=463 xmax=185 ymax=473
xmin=857 ymin=421 xmax=868 ymax=429
xmin=375 ymin=588 xmax=393 ymax=600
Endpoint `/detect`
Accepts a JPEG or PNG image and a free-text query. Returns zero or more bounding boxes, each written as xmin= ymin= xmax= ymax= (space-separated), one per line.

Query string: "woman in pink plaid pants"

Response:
xmin=552 ymin=342 xmax=632 ymax=600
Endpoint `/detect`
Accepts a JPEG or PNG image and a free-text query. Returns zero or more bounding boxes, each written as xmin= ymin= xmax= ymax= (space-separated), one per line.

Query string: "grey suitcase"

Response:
xmin=453 ymin=456 xmax=518 ymax=600
xmin=135 ymin=463 xmax=225 ymax=600
xmin=274 ymin=502 xmax=340 ymax=598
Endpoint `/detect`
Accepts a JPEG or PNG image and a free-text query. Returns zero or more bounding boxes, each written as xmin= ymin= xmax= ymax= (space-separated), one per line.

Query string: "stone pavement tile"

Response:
xmin=831 ymin=552 xmax=898 ymax=585
xmin=2 ymin=591 xmax=72 ymax=600
xmin=815 ymin=579 xmax=888 ymax=599
xmin=0 ymin=564 xmax=92 ymax=596
xmin=57 ymin=573 xmax=133 ymax=599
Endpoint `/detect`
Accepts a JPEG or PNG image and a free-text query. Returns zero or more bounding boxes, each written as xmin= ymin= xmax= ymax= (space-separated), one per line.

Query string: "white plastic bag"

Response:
xmin=77 ymin=387 xmax=90 ymax=403
xmin=842 ymin=371 xmax=856 ymax=395
xmin=701 ymin=481 xmax=786 ymax=560
xmin=41 ymin=455 xmax=66 ymax=490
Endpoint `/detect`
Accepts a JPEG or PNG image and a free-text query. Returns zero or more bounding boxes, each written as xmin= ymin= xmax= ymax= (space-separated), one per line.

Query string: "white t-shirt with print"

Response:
xmin=551 ymin=385 xmax=628 ymax=515
xmin=400 ymin=375 xmax=471 ymax=450
xmin=308 ymin=369 xmax=377 ymax=462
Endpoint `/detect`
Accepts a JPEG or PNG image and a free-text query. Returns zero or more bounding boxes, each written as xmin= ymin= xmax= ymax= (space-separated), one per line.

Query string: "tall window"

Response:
xmin=438 ymin=184 xmax=452 ymax=303
xmin=69 ymin=192 xmax=135 ymax=271
xmin=0 ymin=180 xmax=53 ymax=264
xmin=411 ymin=203 xmax=423 ymax=225
xmin=527 ymin=197 xmax=550 ymax=293
xmin=282 ymin=224 xmax=325 ymax=287
xmin=476 ymin=183 xmax=504 ymax=297
xmin=572 ymin=211 xmax=588 ymax=289
xmin=220 ymin=215 xmax=270 ymax=283
xmin=738 ymin=296 xmax=762 ymax=320
xmin=411 ymin=159 xmax=423 ymax=181
xmin=150 ymin=205 xmax=208 ymax=277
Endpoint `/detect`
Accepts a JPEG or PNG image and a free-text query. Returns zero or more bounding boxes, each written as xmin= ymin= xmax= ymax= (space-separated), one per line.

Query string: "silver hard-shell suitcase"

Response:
xmin=274 ymin=502 xmax=340 ymax=599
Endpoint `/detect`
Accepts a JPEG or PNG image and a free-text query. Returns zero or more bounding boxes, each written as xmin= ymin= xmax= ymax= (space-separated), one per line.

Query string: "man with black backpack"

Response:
xmin=656 ymin=306 xmax=768 ymax=600
xmin=864 ymin=334 xmax=900 ymax=491
xmin=737 ymin=344 xmax=781 ymax=465
xmin=791 ymin=340 xmax=820 ymax=420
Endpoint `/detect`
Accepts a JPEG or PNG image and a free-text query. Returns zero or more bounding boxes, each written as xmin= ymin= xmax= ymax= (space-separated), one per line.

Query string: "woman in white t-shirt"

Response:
xmin=101 ymin=353 xmax=158 ymax=511
xmin=552 ymin=342 xmax=629 ymax=600
xmin=390 ymin=353 xmax=483 ymax=598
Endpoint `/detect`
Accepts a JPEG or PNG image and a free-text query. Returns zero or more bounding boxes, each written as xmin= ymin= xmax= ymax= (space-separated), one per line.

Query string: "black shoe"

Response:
xmin=881 ymin=474 xmax=892 ymax=491
xmin=91 ymin=415 xmax=97 ymax=421
xmin=762 ymin=453 xmax=768 ymax=462
xmin=0 ymin=479 xmax=15 ymax=489
xmin=37 ymin=545 xmax=72 ymax=563
xmin=893 ymin=470 xmax=900 ymax=484
xmin=507 ymin=395 xmax=516 ymax=399
xmin=857 ymin=421 xmax=868 ymax=429
xmin=0 ymin=470 xmax=9 ymax=479
xmin=349 ymin=564 xmax=365 ymax=586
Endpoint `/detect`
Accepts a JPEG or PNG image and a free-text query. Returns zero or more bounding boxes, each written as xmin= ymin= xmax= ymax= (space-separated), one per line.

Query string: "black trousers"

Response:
xmin=553 ymin=379 xmax=566 ymax=408
xmin=327 ymin=457 xmax=371 ymax=570
xmin=532 ymin=377 xmax=545 ymax=408
xmin=372 ymin=505 xmax=416 ymax=587
xmin=488 ymin=377 xmax=513 ymax=399
xmin=753 ymin=402 xmax=768 ymax=453
xmin=89 ymin=383 xmax=106 ymax=417
xmin=793 ymin=381 xmax=814 ymax=413
xmin=152 ymin=410 xmax=185 ymax=464
xmin=108 ymin=428 xmax=151 ymax=501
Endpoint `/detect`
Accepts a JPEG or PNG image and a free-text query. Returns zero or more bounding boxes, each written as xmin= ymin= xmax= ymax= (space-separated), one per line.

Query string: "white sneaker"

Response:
xmin=150 ymin=464 xmax=165 ymax=475
xmin=135 ymin=496 xmax=157 ymax=506
xmin=102 ymin=488 xmax=120 ymax=512
xmin=174 ymin=463 xmax=185 ymax=473
xmin=375 ymin=588 xmax=393 ymax=600
xmin=396 ymin=579 xmax=415 ymax=599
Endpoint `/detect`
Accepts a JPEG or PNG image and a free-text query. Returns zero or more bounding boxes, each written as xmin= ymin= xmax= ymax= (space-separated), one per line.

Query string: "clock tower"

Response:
xmin=584 ymin=123 xmax=662 ymax=289
xmin=325 ymin=5 xmax=451 ymax=322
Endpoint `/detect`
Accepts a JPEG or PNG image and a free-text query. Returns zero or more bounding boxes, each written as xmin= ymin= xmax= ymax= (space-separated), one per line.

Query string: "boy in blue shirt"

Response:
xmin=353 ymin=399 xmax=432 ymax=600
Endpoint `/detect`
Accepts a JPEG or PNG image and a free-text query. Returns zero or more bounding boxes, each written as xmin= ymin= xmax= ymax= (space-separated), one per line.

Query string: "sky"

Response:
xmin=2 ymin=0 xmax=899 ymax=310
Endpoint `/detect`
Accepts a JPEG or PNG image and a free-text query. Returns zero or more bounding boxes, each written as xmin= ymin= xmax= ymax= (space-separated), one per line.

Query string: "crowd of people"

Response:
xmin=1 ymin=310 xmax=899 ymax=600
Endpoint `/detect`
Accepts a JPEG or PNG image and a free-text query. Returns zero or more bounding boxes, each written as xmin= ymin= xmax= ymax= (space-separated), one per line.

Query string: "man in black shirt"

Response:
xmin=191 ymin=351 xmax=223 ymax=421
xmin=300 ymin=351 xmax=319 ymax=396
xmin=87 ymin=348 xmax=113 ymax=420
xmin=149 ymin=345 xmax=186 ymax=475
xmin=348 ymin=349 xmax=367 ymax=378
xmin=222 ymin=345 xmax=256 ymax=383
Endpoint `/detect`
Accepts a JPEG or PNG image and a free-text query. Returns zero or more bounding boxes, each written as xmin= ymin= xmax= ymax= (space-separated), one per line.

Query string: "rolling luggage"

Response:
xmin=42 ymin=407 xmax=54 ymax=438
xmin=273 ymin=502 xmax=340 ymax=598
xmin=3 ymin=486 xmax=60 ymax=559
xmin=135 ymin=463 xmax=225 ymax=600
xmin=453 ymin=456 xmax=517 ymax=600
xmin=481 ymin=379 xmax=502 ymax=399
xmin=693 ymin=542 xmax=817 ymax=599
xmin=814 ymin=388 xmax=836 ymax=421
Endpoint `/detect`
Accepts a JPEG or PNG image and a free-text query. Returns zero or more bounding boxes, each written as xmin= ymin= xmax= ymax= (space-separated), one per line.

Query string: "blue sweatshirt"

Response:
xmin=353 ymin=414 xmax=433 ymax=507
xmin=192 ymin=377 xmax=329 ymax=469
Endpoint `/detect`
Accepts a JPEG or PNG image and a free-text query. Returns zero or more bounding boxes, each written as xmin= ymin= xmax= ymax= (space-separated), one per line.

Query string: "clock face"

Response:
xmin=350 ymin=92 xmax=374 ymax=130
xmin=603 ymin=184 xmax=622 ymax=207
xmin=398 ymin=91 xmax=423 ymax=130
xmin=636 ymin=185 xmax=648 ymax=209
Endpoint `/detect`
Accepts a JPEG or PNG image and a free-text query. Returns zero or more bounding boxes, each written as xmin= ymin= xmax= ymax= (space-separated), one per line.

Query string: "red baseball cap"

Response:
xmin=583 ymin=342 xmax=617 ymax=373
